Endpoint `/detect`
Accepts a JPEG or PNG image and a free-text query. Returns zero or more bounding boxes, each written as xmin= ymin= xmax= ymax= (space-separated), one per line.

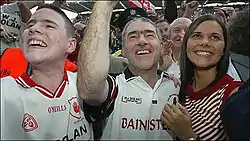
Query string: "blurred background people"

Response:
xmin=221 ymin=9 xmax=249 ymax=140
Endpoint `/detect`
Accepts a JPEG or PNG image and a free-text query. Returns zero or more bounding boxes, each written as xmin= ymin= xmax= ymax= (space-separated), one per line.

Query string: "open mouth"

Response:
xmin=195 ymin=51 xmax=213 ymax=57
xmin=136 ymin=49 xmax=150 ymax=55
xmin=28 ymin=39 xmax=47 ymax=47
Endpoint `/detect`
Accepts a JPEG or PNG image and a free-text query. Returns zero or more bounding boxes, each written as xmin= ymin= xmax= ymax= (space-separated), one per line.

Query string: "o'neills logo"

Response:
xmin=121 ymin=117 xmax=166 ymax=131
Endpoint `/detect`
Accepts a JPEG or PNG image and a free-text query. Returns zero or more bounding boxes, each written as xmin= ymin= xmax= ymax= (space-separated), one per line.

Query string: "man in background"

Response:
xmin=221 ymin=9 xmax=249 ymax=140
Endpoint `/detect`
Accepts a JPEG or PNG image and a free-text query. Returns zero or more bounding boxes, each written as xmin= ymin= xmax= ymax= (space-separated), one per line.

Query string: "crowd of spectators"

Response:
xmin=0 ymin=0 xmax=249 ymax=140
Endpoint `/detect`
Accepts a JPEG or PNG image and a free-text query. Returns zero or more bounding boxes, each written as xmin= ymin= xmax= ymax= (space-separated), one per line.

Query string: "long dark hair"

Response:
xmin=179 ymin=15 xmax=230 ymax=103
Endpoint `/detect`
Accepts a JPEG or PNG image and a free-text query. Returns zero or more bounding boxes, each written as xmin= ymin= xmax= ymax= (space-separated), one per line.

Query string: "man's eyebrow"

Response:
xmin=26 ymin=19 xmax=59 ymax=27
xmin=143 ymin=29 xmax=155 ymax=34
xmin=128 ymin=30 xmax=156 ymax=36
xmin=42 ymin=19 xmax=59 ymax=27
xmin=127 ymin=31 xmax=138 ymax=36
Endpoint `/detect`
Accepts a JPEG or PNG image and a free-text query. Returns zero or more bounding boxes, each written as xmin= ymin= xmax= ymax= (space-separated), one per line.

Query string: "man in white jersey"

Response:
xmin=77 ymin=1 xmax=180 ymax=140
xmin=1 ymin=4 xmax=94 ymax=140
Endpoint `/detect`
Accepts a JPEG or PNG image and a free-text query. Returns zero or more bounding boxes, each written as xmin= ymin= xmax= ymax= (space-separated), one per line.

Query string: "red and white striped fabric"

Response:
xmin=128 ymin=0 xmax=155 ymax=13
xmin=185 ymin=74 xmax=242 ymax=140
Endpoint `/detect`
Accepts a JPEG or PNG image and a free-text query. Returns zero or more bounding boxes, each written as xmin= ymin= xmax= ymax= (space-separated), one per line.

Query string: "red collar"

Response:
xmin=186 ymin=74 xmax=240 ymax=100
xmin=15 ymin=71 xmax=68 ymax=99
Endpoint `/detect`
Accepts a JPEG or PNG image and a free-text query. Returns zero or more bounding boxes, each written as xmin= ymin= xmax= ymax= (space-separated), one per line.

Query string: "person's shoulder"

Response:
xmin=1 ymin=75 xmax=16 ymax=83
xmin=1 ymin=76 xmax=19 ymax=90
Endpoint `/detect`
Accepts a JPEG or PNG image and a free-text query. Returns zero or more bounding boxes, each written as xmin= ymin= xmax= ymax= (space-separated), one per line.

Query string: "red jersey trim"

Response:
xmin=15 ymin=71 xmax=68 ymax=99
xmin=104 ymin=74 xmax=118 ymax=111
xmin=186 ymin=74 xmax=242 ymax=100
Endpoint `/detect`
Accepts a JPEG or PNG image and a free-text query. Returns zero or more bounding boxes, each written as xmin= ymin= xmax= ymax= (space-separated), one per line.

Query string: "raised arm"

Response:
xmin=77 ymin=1 xmax=118 ymax=106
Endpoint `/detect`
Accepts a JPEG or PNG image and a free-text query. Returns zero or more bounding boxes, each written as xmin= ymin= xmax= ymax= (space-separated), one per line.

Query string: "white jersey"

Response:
xmin=1 ymin=71 xmax=93 ymax=140
xmin=101 ymin=68 xmax=180 ymax=140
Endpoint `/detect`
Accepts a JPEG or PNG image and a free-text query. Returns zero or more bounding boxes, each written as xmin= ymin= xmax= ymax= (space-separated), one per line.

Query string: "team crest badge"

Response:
xmin=167 ymin=94 xmax=179 ymax=104
xmin=68 ymin=97 xmax=81 ymax=119
xmin=130 ymin=9 xmax=136 ymax=15
xmin=21 ymin=113 xmax=38 ymax=132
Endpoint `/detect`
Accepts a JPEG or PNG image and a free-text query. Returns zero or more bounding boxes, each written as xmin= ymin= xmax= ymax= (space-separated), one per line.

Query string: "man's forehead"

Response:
xmin=172 ymin=20 xmax=191 ymax=28
xmin=127 ymin=21 xmax=156 ymax=32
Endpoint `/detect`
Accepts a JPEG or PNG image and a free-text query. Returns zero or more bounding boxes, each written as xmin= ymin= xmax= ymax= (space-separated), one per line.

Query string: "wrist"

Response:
xmin=183 ymin=11 xmax=193 ymax=18
xmin=186 ymin=135 xmax=200 ymax=141
xmin=0 ymin=29 xmax=4 ymax=37
xmin=182 ymin=129 xmax=197 ymax=140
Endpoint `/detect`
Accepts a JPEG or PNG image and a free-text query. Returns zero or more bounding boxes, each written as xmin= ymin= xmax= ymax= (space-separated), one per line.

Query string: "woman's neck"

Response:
xmin=193 ymin=67 xmax=217 ymax=92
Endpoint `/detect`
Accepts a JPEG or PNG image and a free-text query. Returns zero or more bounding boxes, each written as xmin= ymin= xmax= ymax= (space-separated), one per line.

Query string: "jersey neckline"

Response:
xmin=15 ymin=71 xmax=68 ymax=99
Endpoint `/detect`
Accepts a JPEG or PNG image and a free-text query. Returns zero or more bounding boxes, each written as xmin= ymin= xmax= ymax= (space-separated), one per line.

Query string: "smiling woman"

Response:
xmin=160 ymin=15 xmax=243 ymax=141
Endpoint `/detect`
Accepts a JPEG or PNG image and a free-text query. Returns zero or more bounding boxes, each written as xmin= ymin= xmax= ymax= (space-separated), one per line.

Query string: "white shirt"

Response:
xmin=1 ymin=71 xmax=93 ymax=140
xmin=227 ymin=57 xmax=241 ymax=81
xmin=101 ymin=68 xmax=180 ymax=140
xmin=165 ymin=60 xmax=180 ymax=79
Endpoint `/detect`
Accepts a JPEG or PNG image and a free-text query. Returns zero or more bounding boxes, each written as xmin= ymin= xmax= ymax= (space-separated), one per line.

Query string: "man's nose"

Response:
xmin=28 ymin=24 xmax=43 ymax=35
xmin=138 ymin=34 xmax=148 ymax=45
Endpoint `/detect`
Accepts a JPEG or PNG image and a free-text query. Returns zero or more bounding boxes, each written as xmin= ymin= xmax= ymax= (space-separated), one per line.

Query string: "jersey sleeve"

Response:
xmin=82 ymin=74 xmax=118 ymax=123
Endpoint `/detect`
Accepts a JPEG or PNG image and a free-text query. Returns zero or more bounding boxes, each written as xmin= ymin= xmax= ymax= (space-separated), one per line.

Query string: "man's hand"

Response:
xmin=192 ymin=8 xmax=202 ymax=20
xmin=159 ymin=39 xmax=174 ymax=71
xmin=161 ymin=103 xmax=197 ymax=140
xmin=0 ymin=30 xmax=18 ymax=43
xmin=213 ymin=7 xmax=227 ymax=23
xmin=183 ymin=1 xmax=199 ymax=19
xmin=52 ymin=0 xmax=67 ymax=7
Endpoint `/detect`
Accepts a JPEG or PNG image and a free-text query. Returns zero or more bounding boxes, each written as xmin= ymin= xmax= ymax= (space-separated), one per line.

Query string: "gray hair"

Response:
xmin=166 ymin=17 xmax=192 ymax=38
xmin=121 ymin=17 xmax=162 ymax=47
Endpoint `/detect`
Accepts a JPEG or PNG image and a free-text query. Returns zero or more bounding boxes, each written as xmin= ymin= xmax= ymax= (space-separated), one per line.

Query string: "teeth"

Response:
xmin=196 ymin=51 xmax=212 ymax=56
xmin=29 ymin=39 xmax=47 ymax=47
xmin=137 ymin=50 xmax=150 ymax=55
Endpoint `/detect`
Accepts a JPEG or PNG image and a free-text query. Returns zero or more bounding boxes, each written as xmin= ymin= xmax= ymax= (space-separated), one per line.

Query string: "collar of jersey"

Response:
xmin=16 ymin=70 xmax=68 ymax=88
xmin=124 ymin=67 xmax=163 ymax=80
xmin=186 ymin=74 xmax=241 ymax=100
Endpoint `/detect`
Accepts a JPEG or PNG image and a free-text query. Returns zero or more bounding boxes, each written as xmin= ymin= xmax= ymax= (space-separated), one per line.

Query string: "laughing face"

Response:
xmin=22 ymin=8 xmax=74 ymax=65
xmin=187 ymin=20 xmax=225 ymax=69
xmin=122 ymin=21 xmax=161 ymax=70
xmin=170 ymin=18 xmax=192 ymax=60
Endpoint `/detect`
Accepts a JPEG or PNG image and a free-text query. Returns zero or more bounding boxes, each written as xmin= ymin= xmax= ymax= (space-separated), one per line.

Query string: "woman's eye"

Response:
xmin=211 ymin=35 xmax=220 ymax=41
xmin=191 ymin=34 xmax=201 ymax=39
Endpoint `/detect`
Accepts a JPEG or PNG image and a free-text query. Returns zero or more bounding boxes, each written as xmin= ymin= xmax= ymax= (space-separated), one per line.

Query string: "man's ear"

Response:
xmin=67 ymin=38 xmax=77 ymax=54
xmin=121 ymin=48 xmax=126 ymax=58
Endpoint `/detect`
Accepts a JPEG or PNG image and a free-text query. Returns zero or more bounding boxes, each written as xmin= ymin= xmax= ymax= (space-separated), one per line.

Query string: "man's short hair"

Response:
xmin=166 ymin=17 xmax=191 ymax=38
xmin=121 ymin=17 xmax=162 ymax=47
xmin=37 ymin=4 xmax=75 ymax=38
